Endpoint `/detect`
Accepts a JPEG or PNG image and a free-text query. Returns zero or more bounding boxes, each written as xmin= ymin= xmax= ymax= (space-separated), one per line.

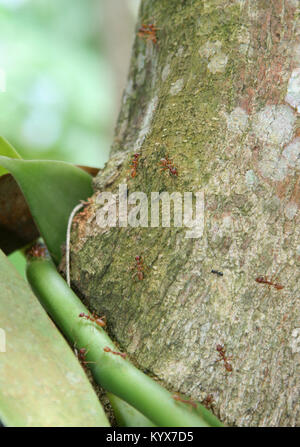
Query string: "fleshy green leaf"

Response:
xmin=107 ymin=393 xmax=156 ymax=427
xmin=0 ymin=155 xmax=93 ymax=263
xmin=0 ymin=137 xmax=21 ymax=176
xmin=0 ymin=249 xmax=109 ymax=427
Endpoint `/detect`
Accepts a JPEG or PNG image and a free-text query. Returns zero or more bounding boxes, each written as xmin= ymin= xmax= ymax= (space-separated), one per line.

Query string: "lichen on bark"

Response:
xmin=69 ymin=0 xmax=300 ymax=426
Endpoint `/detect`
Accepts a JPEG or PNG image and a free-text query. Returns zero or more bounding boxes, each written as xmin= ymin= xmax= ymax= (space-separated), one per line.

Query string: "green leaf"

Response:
xmin=0 ymin=155 xmax=93 ymax=263
xmin=0 ymin=137 xmax=21 ymax=176
xmin=0 ymin=249 xmax=109 ymax=427
xmin=107 ymin=393 xmax=156 ymax=427
xmin=8 ymin=250 xmax=27 ymax=278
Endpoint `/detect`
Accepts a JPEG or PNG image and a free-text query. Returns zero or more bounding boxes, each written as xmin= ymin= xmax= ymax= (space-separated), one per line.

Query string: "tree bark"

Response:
xmin=68 ymin=0 xmax=300 ymax=427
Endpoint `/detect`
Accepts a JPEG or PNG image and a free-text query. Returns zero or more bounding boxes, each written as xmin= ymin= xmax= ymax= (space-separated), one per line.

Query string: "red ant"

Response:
xmin=130 ymin=153 xmax=140 ymax=178
xmin=255 ymin=276 xmax=284 ymax=290
xmin=138 ymin=23 xmax=159 ymax=44
xmin=77 ymin=347 xmax=88 ymax=362
xmin=132 ymin=255 xmax=148 ymax=281
xmin=79 ymin=312 xmax=106 ymax=328
xmin=172 ymin=394 xmax=197 ymax=409
xmin=73 ymin=198 xmax=93 ymax=226
xmin=103 ymin=346 xmax=127 ymax=359
xmin=74 ymin=347 xmax=95 ymax=370
xmin=159 ymin=156 xmax=178 ymax=176
xmin=26 ymin=243 xmax=47 ymax=259
xmin=202 ymin=394 xmax=214 ymax=410
xmin=216 ymin=344 xmax=233 ymax=372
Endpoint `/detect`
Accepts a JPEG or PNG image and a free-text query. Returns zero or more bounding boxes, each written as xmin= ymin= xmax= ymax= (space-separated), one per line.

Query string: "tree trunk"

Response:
xmin=68 ymin=0 xmax=300 ymax=427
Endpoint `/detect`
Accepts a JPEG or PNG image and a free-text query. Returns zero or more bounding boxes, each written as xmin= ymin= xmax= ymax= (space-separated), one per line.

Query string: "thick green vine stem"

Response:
xmin=26 ymin=258 xmax=223 ymax=427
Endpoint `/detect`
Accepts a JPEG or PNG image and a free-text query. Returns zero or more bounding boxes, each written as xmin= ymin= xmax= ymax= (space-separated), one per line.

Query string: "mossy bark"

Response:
xmin=68 ymin=0 xmax=300 ymax=427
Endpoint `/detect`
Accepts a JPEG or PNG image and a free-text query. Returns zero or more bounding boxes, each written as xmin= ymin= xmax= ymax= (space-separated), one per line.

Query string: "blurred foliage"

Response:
xmin=0 ymin=0 xmax=139 ymax=275
xmin=0 ymin=0 xmax=116 ymax=167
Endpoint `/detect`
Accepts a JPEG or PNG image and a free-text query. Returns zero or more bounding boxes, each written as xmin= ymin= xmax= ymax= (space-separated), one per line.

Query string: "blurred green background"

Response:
xmin=0 ymin=0 xmax=139 ymax=274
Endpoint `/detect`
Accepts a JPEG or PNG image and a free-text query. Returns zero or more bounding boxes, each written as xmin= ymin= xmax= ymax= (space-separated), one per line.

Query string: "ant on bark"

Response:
xmin=216 ymin=344 xmax=233 ymax=372
xmin=131 ymin=255 xmax=149 ymax=281
xmin=73 ymin=198 xmax=93 ymax=224
xmin=130 ymin=153 xmax=140 ymax=178
xmin=79 ymin=312 xmax=106 ymax=328
xmin=211 ymin=270 xmax=223 ymax=277
xmin=138 ymin=24 xmax=159 ymax=44
xmin=255 ymin=276 xmax=284 ymax=290
xmin=103 ymin=346 xmax=127 ymax=359
xmin=202 ymin=394 xmax=215 ymax=410
xmin=159 ymin=156 xmax=178 ymax=176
